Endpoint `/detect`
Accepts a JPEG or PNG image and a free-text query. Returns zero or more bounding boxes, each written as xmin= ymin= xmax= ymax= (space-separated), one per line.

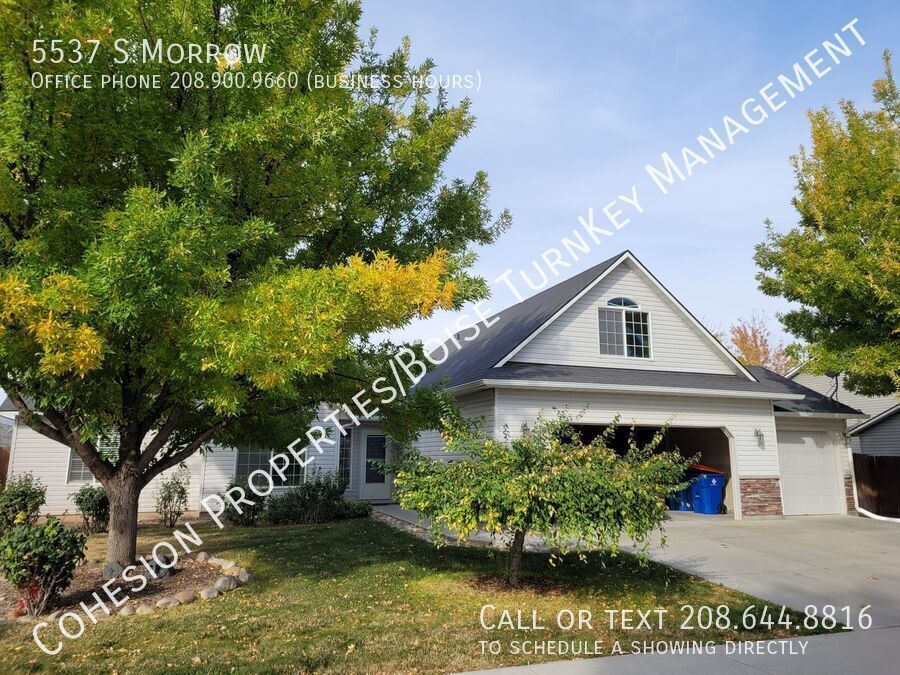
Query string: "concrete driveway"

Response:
xmin=461 ymin=513 xmax=900 ymax=674
xmin=630 ymin=512 xmax=900 ymax=629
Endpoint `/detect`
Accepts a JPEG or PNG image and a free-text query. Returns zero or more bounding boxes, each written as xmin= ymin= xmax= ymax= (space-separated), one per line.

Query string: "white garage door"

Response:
xmin=778 ymin=431 xmax=842 ymax=515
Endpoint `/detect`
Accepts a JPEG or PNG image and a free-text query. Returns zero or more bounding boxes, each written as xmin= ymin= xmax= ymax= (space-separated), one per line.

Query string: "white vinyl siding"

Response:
xmin=494 ymin=388 xmax=780 ymax=477
xmin=404 ymin=390 xmax=497 ymax=464
xmin=9 ymin=417 xmax=204 ymax=514
xmin=512 ymin=261 xmax=735 ymax=374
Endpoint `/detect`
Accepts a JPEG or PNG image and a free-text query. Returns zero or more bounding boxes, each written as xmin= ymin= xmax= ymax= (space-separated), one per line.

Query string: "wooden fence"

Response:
xmin=853 ymin=454 xmax=900 ymax=518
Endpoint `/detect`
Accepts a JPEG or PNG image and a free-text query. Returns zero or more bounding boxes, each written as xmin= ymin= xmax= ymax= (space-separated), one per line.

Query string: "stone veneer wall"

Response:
xmin=844 ymin=475 xmax=857 ymax=513
xmin=740 ymin=477 xmax=783 ymax=516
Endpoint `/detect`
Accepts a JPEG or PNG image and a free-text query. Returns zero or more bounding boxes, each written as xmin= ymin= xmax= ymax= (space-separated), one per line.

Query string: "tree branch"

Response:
xmin=5 ymin=391 xmax=67 ymax=446
xmin=141 ymin=419 xmax=229 ymax=485
xmin=136 ymin=404 xmax=185 ymax=472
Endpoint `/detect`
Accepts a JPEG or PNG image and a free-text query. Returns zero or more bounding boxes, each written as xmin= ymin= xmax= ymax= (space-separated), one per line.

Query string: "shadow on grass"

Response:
xmin=158 ymin=517 xmax=698 ymax=601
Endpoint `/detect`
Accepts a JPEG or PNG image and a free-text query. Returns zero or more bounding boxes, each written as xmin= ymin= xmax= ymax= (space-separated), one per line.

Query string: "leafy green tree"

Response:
xmin=0 ymin=1 xmax=508 ymax=564
xmin=755 ymin=51 xmax=899 ymax=395
xmin=391 ymin=412 xmax=690 ymax=586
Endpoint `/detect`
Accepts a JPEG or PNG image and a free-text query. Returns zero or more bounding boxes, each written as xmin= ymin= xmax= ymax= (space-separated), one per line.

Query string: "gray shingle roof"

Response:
xmin=748 ymin=366 xmax=863 ymax=415
xmin=418 ymin=251 xmax=626 ymax=389
xmin=416 ymin=251 xmax=863 ymax=416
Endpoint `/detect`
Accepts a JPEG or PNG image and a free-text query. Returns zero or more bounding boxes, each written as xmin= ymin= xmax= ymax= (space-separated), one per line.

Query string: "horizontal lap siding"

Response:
xmin=409 ymin=390 xmax=496 ymax=461
xmin=495 ymin=388 xmax=780 ymax=476
xmin=513 ymin=263 xmax=734 ymax=375
xmin=10 ymin=419 xmax=205 ymax=514
xmin=856 ymin=415 xmax=900 ymax=456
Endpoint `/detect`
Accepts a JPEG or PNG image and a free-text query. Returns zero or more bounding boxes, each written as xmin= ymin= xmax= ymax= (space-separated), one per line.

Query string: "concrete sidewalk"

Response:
xmin=463 ymin=626 xmax=900 ymax=675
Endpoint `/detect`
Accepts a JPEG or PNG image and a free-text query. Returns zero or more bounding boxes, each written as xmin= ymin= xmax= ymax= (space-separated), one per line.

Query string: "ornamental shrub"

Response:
xmin=70 ymin=484 xmax=110 ymax=533
xmin=156 ymin=465 xmax=190 ymax=528
xmin=264 ymin=471 xmax=352 ymax=525
xmin=391 ymin=411 xmax=692 ymax=585
xmin=0 ymin=474 xmax=46 ymax=533
xmin=0 ymin=518 xmax=86 ymax=616
xmin=223 ymin=477 xmax=267 ymax=527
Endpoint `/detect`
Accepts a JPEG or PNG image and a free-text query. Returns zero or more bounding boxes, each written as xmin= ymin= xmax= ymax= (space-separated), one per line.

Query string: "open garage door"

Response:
xmin=573 ymin=424 xmax=735 ymax=516
xmin=778 ymin=430 xmax=842 ymax=515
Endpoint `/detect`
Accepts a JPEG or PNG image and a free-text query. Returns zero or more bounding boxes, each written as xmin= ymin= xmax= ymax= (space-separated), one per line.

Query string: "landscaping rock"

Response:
xmin=208 ymin=557 xmax=236 ymax=570
xmin=195 ymin=551 xmax=209 ymax=562
xmin=102 ymin=560 xmax=126 ymax=580
xmin=213 ymin=575 xmax=239 ymax=593
xmin=199 ymin=587 xmax=219 ymax=601
xmin=119 ymin=606 xmax=135 ymax=617
xmin=47 ymin=610 xmax=65 ymax=621
xmin=16 ymin=615 xmax=34 ymax=623
xmin=155 ymin=597 xmax=180 ymax=609
xmin=236 ymin=568 xmax=253 ymax=584
xmin=135 ymin=604 xmax=154 ymax=616
xmin=173 ymin=590 xmax=196 ymax=604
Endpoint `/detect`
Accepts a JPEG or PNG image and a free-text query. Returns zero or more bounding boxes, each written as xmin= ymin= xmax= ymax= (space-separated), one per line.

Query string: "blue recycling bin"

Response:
xmin=691 ymin=473 xmax=726 ymax=514
xmin=669 ymin=484 xmax=694 ymax=511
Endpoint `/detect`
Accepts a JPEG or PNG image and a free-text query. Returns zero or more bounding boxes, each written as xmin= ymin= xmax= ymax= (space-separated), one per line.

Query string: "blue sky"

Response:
xmin=362 ymin=0 xmax=899 ymax=346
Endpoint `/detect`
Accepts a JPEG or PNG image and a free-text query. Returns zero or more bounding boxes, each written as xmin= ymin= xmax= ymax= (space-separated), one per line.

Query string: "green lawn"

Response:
xmin=0 ymin=517 xmax=828 ymax=673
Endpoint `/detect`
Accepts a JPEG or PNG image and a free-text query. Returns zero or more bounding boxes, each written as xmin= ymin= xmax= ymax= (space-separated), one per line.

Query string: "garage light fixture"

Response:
xmin=754 ymin=428 xmax=765 ymax=448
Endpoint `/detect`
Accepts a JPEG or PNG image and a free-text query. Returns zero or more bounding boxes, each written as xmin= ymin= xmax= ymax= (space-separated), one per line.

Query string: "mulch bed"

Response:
xmin=1 ymin=556 xmax=222 ymax=619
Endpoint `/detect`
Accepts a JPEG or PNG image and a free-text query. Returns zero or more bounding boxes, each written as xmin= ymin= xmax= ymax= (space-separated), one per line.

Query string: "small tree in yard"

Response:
xmin=0 ymin=518 xmax=86 ymax=616
xmin=155 ymin=466 xmax=190 ymax=529
xmin=391 ymin=412 xmax=691 ymax=586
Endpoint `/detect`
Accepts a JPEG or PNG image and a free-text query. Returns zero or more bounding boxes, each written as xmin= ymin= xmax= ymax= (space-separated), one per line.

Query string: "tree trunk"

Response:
xmin=105 ymin=473 xmax=141 ymax=566
xmin=507 ymin=529 xmax=527 ymax=587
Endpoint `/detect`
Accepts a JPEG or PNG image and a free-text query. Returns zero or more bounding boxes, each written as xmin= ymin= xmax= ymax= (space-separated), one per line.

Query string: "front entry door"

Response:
xmin=359 ymin=432 xmax=393 ymax=501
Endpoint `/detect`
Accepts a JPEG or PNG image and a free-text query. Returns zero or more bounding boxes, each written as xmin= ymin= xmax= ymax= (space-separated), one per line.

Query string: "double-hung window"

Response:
xmin=598 ymin=297 xmax=651 ymax=359
xmin=235 ymin=447 xmax=304 ymax=487
xmin=67 ymin=433 xmax=120 ymax=483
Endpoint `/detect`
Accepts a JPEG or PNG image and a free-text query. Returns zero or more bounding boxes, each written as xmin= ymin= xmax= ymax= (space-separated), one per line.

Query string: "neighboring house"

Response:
xmin=788 ymin=368 xmax=899 ymax=457
xmin=2 ymin=251 xmax=866 ymax=519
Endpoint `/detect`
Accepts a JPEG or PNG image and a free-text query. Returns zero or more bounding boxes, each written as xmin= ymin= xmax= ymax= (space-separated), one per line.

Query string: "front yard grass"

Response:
xmin=0 ymin=517 xmax=830 ymax=673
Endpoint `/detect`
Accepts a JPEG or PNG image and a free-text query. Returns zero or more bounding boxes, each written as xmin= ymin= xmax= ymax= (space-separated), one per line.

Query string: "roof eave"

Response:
xmin=479 ymin=378 xmax=806 ymax=400
xmin=774 ymin=410 xmax=867 ymax=419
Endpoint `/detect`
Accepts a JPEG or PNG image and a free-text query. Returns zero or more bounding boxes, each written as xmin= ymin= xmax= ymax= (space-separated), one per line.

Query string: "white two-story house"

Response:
xmin=3 ymin=251 xmax=865 ymax=519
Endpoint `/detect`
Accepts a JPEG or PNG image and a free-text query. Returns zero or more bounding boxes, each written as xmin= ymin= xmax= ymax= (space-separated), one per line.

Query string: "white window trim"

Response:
xmin=598 ymin=303 xmax=653 ymax=360
xmin=234 ymin=447 xmax=305 ymax=489
xmin=66 ymin=447 xmax=96 ymax=484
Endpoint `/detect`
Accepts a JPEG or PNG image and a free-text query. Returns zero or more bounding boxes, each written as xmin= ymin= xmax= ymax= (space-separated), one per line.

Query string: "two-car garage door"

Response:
xmin=778 ymin=430 xmax=843 ymax=515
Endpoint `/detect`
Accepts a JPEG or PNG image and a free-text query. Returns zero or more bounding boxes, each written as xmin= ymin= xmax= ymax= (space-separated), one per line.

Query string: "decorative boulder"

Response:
xmin=135 ymin=604 xmax=154 ymax=616
xmin=155 ymin=597 xmax=180 ymax=609
xmin=209 ymin=557 xmax=236 ymax=570
xmin=199 ymin=587 xmax=219 ymax=601
xmin=173 ymin=590 xmax=196 ymax=604
xmin=103 ymin=561 xmax=126 ymax=580
xmin=119 ymin=606 xmax=135 ymax=617
xmin=213 ymin=575 xmax=239 ymax=593
xmin=195 ymin=551 xmax=209 ymax=562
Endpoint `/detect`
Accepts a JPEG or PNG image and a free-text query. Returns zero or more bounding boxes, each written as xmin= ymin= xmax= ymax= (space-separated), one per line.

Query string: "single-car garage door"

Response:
xmin=778 ymin=430 xmax=842 ymax=515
